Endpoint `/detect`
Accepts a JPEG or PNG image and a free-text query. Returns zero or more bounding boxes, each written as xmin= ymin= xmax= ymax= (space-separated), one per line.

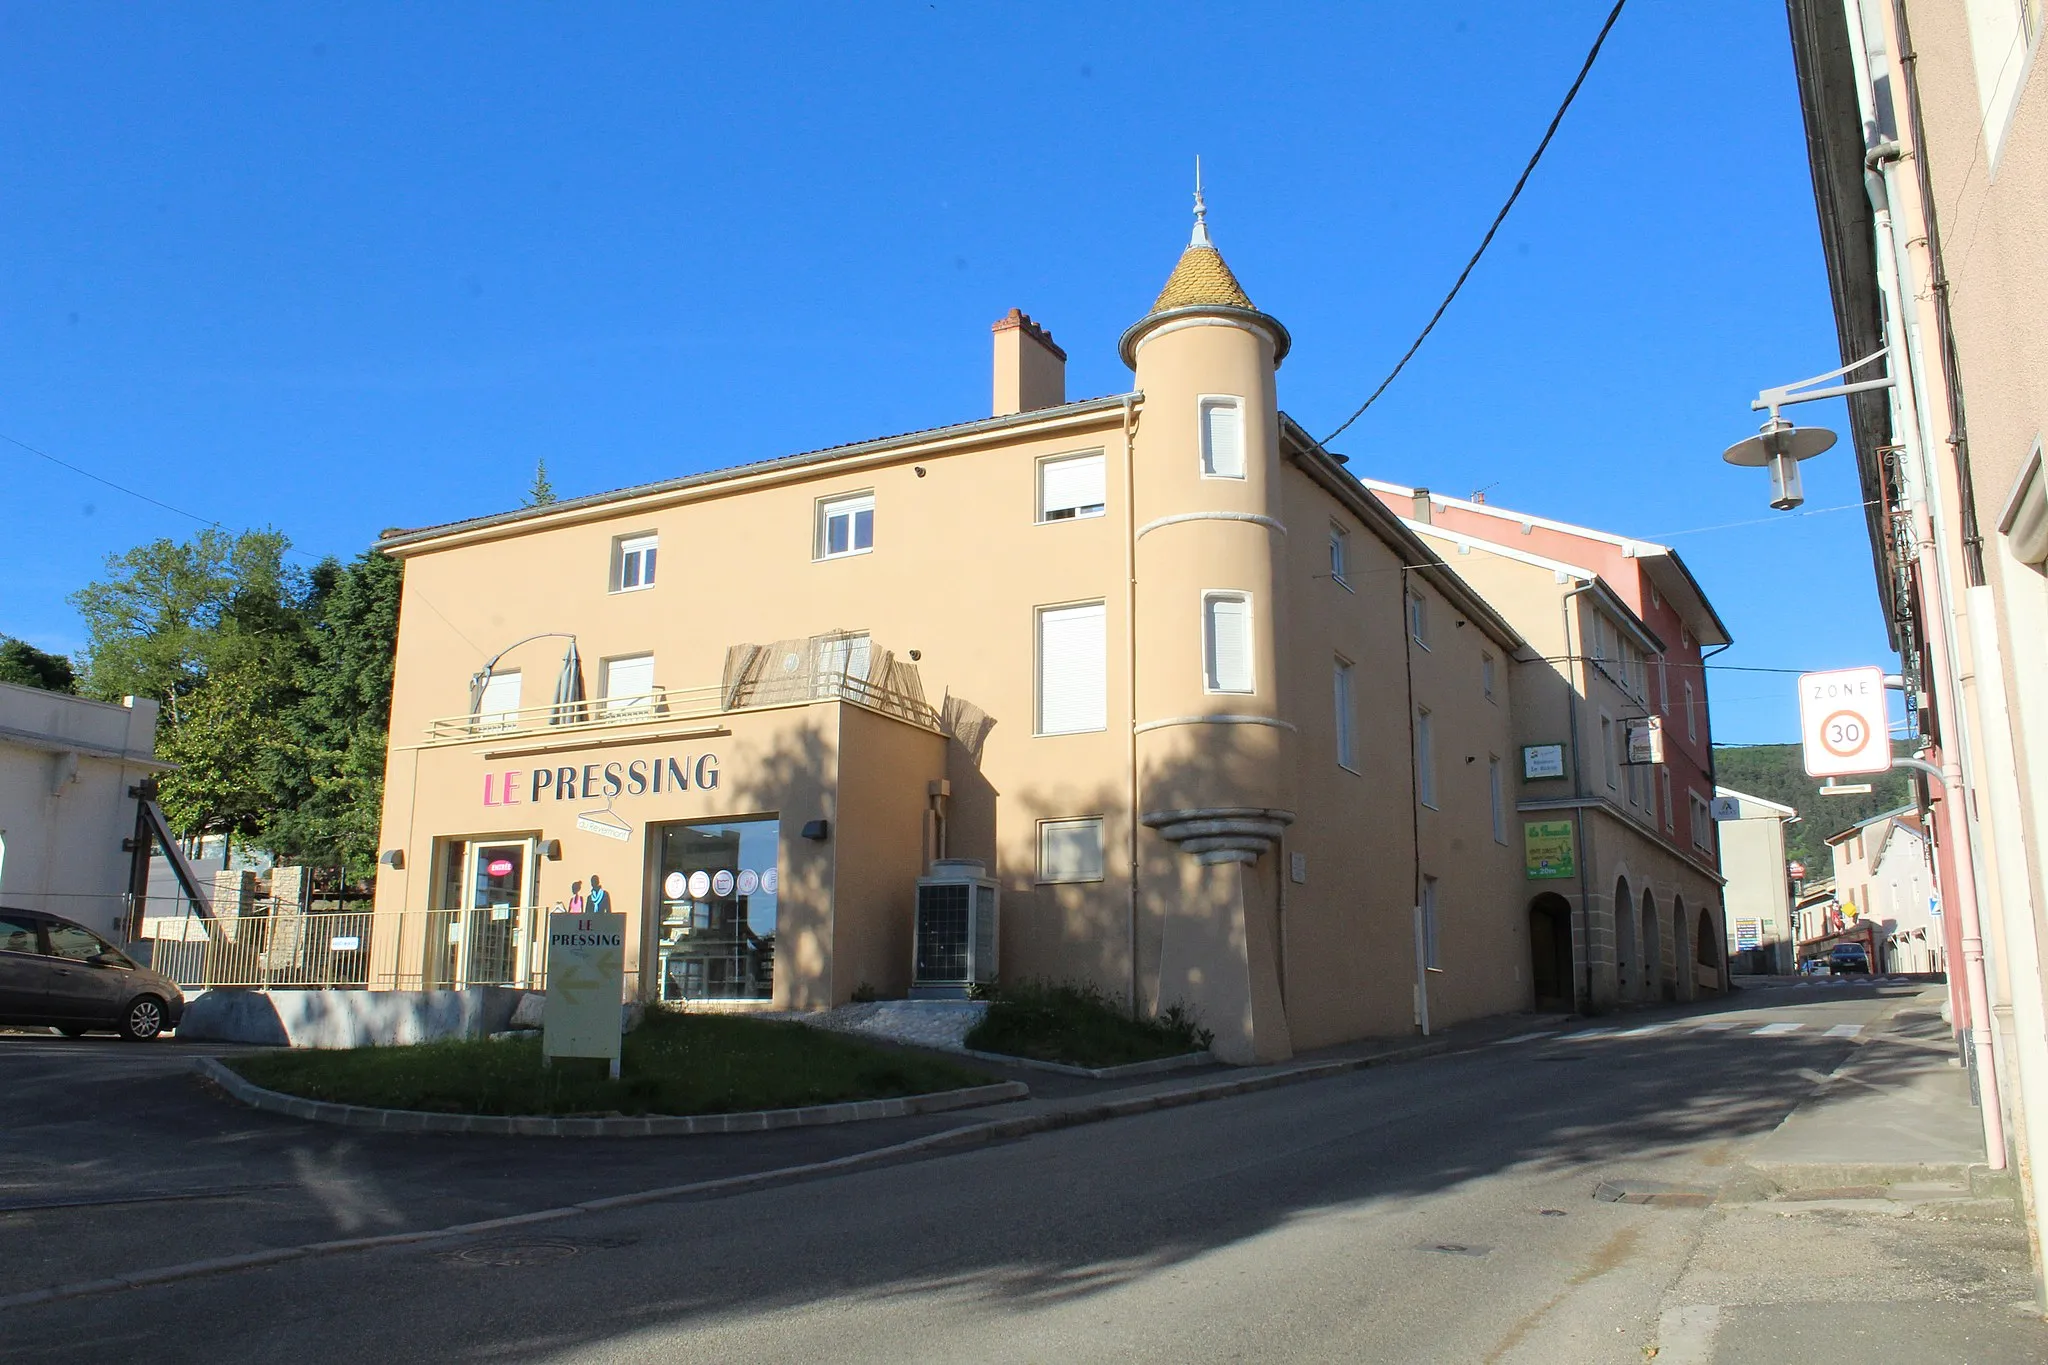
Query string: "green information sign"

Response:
xmin=1524 ymin=820 xmax=1576 ymax=880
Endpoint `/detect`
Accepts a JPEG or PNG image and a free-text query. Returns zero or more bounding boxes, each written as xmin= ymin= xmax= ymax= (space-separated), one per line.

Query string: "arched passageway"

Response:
xmin=1641 ymin=889 xmax=1664 ymax=1001
xmin=1614 ymin=877 xmax=1637 ymax=1002
xmin=1528 ymin=893 xmax=1574 ymax=1011
xmin=1672 ymin=897 xmax=1692 ymax=1003
xmin=1696 ymin=907 xmax=1721 ymax=992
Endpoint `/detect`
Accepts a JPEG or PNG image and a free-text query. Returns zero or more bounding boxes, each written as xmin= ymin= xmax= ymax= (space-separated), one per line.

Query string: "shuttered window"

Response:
xmin=1203 ymin=592 xmax=1253 ymax=694
xmin=1334 ymin=657 xmax=1357 ymax=769
xmin=1199 ymin=396 xmax=1244 ymax=478
xmin=1416 ymin=706 xmax=1436 ymax=807
xmin=603 ymin=654 xmax=657 ymax=715
xmin=1038 ymin=818 xmax=1105 ymax=883
xmin=1036 ymin=602 xmax=1106 ymax=735
xmin=1039 ymin=452 xmax=1106 ymax=521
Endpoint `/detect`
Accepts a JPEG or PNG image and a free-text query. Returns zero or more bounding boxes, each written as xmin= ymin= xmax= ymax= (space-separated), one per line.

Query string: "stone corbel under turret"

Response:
xmin=1141 ymin=807 xmax=1294 ymax=864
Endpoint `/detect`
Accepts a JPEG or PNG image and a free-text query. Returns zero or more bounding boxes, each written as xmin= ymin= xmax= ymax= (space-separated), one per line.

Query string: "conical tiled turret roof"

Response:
xmin=1149 ymin=241 xmax=1255 ymax=313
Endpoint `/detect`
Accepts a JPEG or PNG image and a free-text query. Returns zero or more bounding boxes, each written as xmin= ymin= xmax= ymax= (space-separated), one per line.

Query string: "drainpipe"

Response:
xmin=1122 ymin=392 xmax=1142 ymax=1016
xmin=1401 ymin=566 xmax=1426 ymax=1033
xmin=1562 ymin=580 xmax=1599 ymax=1013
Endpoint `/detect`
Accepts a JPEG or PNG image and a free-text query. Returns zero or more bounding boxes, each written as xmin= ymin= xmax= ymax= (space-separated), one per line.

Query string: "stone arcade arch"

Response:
xmin=1672 ymin=896 xmax=1692 ymax=1003
xmin=1641 ymin=888 xmax=1663 ymax=1002
xmin=1696 ymin=905 xmax=1721 ymax=993
xmin=1527 ymin=892 xmax=1574 ymax=1011
xmin=1614 ymin=876 xmax=1638 ymax=1002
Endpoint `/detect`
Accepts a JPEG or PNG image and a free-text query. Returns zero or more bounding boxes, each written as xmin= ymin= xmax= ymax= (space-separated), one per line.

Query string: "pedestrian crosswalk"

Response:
xmin=1788 ymin=975 xmax=1917 ymax=987
xmin=1521 ymin=1019 xmax=1868 ymax=1046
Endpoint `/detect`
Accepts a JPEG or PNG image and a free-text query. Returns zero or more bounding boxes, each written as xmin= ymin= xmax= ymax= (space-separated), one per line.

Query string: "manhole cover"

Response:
xmin=451 ymin=1241 xmax=581 ymax=1268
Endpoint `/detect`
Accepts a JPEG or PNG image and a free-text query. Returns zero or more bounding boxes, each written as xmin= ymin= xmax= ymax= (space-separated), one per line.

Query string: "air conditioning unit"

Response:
xmin=912 ymin=859 xmax=999 ymax=999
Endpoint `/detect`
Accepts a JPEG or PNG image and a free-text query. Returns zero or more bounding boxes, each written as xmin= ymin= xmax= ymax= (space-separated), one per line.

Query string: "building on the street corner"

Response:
xmin=0 ymin=681 xmax=165 ymax=940
xmin=1784 ymin=0 xmax=2048 ymax=1295
xmin=1361 ymin=485 xmax=1732 ymax=1007
xmin=1825 ymin=805 xmax=1943 ymax=974
xmin=370 ymin=205 xmax=1556 ymax=1062
xmin=1715 ymin=786 xmax=1800 ymax=975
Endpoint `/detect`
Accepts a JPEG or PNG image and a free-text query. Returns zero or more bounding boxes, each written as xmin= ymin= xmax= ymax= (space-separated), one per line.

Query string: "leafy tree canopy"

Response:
xmin=0 ymin=636 xmax=75 ymax=693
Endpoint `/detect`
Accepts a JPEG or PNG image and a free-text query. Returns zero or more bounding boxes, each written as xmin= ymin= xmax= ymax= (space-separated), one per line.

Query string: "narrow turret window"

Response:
xmin=1199 ymin=396 xmax=1244 ymax=479
xmin=1203 ymin=592 xmax=1253 ymax=693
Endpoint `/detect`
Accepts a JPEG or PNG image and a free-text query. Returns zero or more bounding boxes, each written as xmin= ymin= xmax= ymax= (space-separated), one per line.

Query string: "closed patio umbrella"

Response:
xmin=553 ymin=639 xmax=587 ymax=726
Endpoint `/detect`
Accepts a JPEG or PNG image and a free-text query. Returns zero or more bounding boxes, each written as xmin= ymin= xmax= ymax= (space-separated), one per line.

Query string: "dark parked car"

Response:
xmin=1829 ymin=943 xmax=1873 ymax=975
xmin=0 ymin=907 xmax=183 ymax=1039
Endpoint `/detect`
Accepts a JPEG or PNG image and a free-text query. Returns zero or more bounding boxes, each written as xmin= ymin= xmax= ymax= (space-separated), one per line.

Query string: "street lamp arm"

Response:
xmin=469 ymin=632 xmax=579 ymax=714
xmin=1750 ymin=348 xmax=1894 ymax=418
xmin=1891 ymin=755 xmax=1944 ymax=783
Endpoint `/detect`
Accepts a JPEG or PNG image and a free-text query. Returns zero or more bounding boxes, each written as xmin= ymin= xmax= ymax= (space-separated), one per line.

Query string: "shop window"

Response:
xmin=1203 ymin=592 xmax=1253 ymax=694
xmin=1039 ymin=452 xmax=1106 ymax=522
xmin=1038 ymin=817 xmax=1105 ymax=884
xmin=1036 ymin=602 xmax=1106 ymax=735
xmin=602 ymin=654 xmax=658 ymax=716
xmin=653 ymin=816 xmax=780 ymax=1002
xmin=1334 ymin=656 xmax=1357 ymax=770
xmin=611 ymin=533 xmax=657 ymax=593
xmin=1416 ymin=706 xmax=1436 ymax=808
xmin=816 ymin=492 xmax=875 ymax=559
xmin=1199 ymin=395 xmax=1244 ymax=478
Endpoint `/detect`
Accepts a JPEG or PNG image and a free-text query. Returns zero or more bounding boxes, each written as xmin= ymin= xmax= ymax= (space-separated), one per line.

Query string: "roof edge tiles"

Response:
xmin=376 ymin=393 xmax=1135 ymax=554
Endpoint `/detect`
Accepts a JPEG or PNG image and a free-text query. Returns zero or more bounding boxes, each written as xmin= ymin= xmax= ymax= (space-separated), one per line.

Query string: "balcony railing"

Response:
xmin=423 ymin=674 xmax=941 ymax=746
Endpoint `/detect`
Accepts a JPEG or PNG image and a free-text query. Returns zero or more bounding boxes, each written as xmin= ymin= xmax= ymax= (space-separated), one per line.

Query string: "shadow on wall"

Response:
xmin=131 ymin=994 xmax=1949 ymax=1359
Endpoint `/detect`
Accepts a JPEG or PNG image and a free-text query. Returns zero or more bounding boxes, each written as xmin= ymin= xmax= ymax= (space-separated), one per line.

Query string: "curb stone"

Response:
xmin=959 ymin=1048 xmax=1216 ymax=1081
xmin=193 ymin=1057 xmax=1029 ymax=1137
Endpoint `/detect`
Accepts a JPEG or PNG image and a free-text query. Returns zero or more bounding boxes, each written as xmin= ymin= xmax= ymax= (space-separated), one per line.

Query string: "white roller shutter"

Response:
xmin=1037 ymin=603 xmax=1106 ymax=734
xmin=1040 ymin=453 xmax=1106 ymax=520
xmin=604 ymin=654 xmax=657 ymax=712
xmin=1204 ymin=593 xmax=1253 ymax=693
xmin=1200 ymin=397 xmax=1244 ymax=478
xmin=477 ymin=671 xmax=523 ymax=731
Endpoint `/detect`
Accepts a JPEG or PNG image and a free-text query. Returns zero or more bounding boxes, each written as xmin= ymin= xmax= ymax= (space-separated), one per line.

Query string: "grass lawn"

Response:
xmin=965 ymin=981 xmax=1212 ymax=1069
xmin=226 ymin=1008 xmax=990 ymax=1117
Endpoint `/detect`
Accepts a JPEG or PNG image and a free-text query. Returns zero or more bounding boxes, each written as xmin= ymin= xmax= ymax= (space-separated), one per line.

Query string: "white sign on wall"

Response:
xmin=1798 ymin=666 xmax=1891 ymax=777
xmin=1626 ymin=716 xmax=1665 ymax=766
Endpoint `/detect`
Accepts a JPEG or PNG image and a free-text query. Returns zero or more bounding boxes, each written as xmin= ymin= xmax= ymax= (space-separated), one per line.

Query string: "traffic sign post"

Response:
xmin=1798 ymin=666 xmax=1891 ymax=778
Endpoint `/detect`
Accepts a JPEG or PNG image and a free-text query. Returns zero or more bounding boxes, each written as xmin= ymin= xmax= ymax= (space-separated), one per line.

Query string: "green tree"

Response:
xmin=527 ymin=459 xmax=556 ymax=507
xmin=0 ymin=636 xmax=76 ymax=692
xmin=156 ymin=656 xmax=297 ymax=840
xmin=264 ymin=551 xmax=402 ymax=878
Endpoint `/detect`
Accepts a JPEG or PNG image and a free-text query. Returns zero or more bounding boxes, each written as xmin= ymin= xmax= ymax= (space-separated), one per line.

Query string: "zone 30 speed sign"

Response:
xmin=1798 ymin=666 xmax=1891 ymax=778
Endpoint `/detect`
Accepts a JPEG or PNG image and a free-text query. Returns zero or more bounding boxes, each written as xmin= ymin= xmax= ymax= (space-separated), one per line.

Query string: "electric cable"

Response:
xmin=1320 ymin=0 xmax=1629 ymax=445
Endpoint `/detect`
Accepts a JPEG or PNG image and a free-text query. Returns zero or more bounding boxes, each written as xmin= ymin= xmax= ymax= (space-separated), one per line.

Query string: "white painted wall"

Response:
xmin=0 ymin=682 xmax=161 ymax=939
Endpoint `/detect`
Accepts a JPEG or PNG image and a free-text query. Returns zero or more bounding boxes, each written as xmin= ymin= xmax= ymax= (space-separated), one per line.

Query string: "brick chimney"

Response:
xmin=1411 ymin=488 xmax=1433 ymax=524
xmin=992 ymin=309 xmax=1066 ymax=416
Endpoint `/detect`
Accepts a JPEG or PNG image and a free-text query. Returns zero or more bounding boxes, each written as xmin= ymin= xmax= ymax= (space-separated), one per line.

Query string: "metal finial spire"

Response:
xmin=1191 ymin=155 xmax=1211 ymax=247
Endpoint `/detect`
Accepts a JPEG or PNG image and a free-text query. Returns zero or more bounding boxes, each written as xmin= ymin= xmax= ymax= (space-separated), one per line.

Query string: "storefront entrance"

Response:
xmin=431 ymin=837 xmax=537 ymax=987
xmin=650 ymin=817 xmax=780 ymax=1002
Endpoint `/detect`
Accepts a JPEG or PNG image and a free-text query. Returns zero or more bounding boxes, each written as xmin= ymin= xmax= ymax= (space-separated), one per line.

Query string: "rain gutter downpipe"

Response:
xmin=1563 ymin=581 xmax=1599 ymax=1014
xmin=1123 ymin=392 xmax=1141 ymax=1016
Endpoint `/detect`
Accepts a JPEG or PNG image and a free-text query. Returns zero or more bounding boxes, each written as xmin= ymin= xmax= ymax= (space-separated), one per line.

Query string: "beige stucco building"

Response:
xmin=1827 ymin=806 xmax=1944 ymax=974
xmin=370 ymin=206 xmax=1723 ymax=1061
xmin=1715 ymin=787 xmax=1800 ymax=975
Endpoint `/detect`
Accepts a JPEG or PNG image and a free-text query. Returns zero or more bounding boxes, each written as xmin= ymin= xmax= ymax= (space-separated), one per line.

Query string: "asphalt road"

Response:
xmin=4 ymin=985 xmax=2044 ymax=1363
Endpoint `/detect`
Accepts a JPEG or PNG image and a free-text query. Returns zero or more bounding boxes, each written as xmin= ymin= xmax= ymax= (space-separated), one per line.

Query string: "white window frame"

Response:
xmin=1034 ymin=600 xmax=1107 ymax=736
xmin=1037 ymin=816 xmax=1106 ymax=884
xmin=1420 ymin=875 xmax=1441 ymax=971
xmin=1328 ymin=522 xmax=1351 ymax=588
xmin=1202 ymin=591 xmax=1255 ymax=695
xmin=816 ymin=491 xmax=876 ymax=561
xmin=475 ymin=670 xmax=522 ymax=733
xmin=1416 ymin=706 xmax=1436 ymax=809
xmin=1482 ymin=651 xmax=1496 ymax=702
xmin=1408 ymin=590 xmax=1430 ymax=649
xmin=601 ymin=653 xmax=659 ymax=716
xmin=1690 ymin=791 xmax=1713 ymax=851
xmin=1037 ymin=451 xmax=1106 ymax=523
xmin=611 ymin=532 xmax=658 ymax=594
xmin=1489 ymin=754 xmax=1506 ymax=844
xmin=1685 ymin=679 xmax=1698 ymax=741
xmin=1198 ymin=394 xmax=1246 ymax=479
xmin=1334 ymin=656 xmax=1357 ymax=772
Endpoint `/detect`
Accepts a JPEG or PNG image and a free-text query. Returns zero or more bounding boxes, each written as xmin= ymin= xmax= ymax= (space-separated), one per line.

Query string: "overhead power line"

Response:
xmin=1320 ymin=0 xmax=1629 ymax=446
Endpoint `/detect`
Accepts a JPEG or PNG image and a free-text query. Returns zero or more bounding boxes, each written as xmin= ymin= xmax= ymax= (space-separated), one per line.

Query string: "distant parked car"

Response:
xmin=0 ymin=907 xmax=183 ymax=1039
xmin=1799 ymin=958 xmax=1830 ymax=976
xmin=1828 ymin=943 xmax=1873 ymax=975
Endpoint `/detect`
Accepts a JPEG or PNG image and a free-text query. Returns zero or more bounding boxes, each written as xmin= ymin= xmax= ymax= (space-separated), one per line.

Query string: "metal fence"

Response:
xmin=133 ymin=901 xmax=551 ymax=992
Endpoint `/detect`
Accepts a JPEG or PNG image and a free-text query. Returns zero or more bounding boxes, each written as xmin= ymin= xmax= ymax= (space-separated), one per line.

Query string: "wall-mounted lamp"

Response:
xmin=801 ymin=819 xmax=831 ymax=842
xmin=539 ymin=839 xmax=562 ymax=861
xmin=379 ymin=849 xmax=405 ymax=870
xmin=1723 ymin=350 xmax=1892 ymax=511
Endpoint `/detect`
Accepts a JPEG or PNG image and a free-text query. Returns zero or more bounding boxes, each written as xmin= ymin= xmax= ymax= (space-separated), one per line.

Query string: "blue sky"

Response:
xmin=0 ymin=2 xmax=1882 ymax=745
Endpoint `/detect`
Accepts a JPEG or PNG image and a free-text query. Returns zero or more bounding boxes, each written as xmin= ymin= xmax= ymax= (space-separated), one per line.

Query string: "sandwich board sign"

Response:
xmin=544 ymin=912 xmax=627 ymax=1077
xmin=1798 ymin=666 xmax=1890 ymax=778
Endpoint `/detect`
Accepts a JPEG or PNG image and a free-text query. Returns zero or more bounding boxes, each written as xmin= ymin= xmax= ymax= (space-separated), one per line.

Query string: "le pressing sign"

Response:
xmin=1798 ymin=666 xmax=1890 ymax=778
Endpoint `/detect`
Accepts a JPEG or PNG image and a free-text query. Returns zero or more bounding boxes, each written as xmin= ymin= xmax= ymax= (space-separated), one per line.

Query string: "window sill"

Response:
xmin=1337 ymin=762 xmax=1361 ymax=776
xmin=1035 ymin=877 xmax=1107 ymax=887
xmin=1330 ymin=576 xmax=1355 ymax=594
xmin=608 ymin=583 xmax=657 ymax=596
xmin=1418 ymin=800 xmax=1439 ymax=812
xmin=1038 ymin=510 xmax=1107 ymax=524
xmin=814 ymin=547 xmax=875 ymax=563
xmin=1200 ymin=472 xmax=1248 ymax=482
xmin=1034 ymin=726 xmax=1109 ymax=738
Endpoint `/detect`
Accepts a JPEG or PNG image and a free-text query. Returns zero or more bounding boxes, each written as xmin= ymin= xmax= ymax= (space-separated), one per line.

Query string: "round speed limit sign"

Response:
xmin=1799 ymin=667 xmax=1889 ymax=777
